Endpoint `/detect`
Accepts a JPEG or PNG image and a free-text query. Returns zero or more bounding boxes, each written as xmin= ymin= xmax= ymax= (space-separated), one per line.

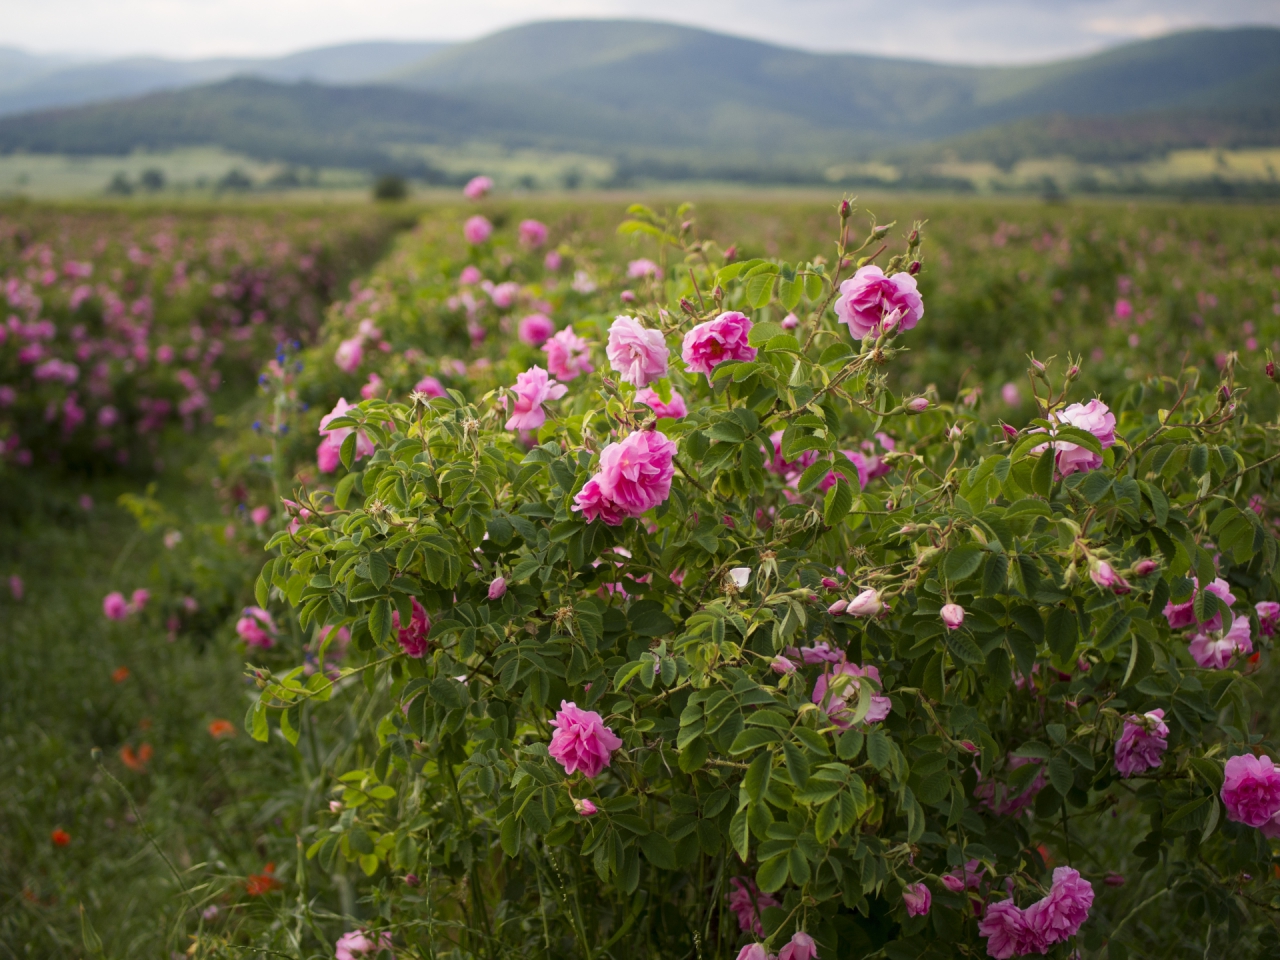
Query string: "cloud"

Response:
xmin=1085 ymin=14 xmax=1196 ymax=37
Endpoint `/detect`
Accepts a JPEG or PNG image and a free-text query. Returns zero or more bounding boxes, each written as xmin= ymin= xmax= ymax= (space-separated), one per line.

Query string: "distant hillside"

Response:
xmin=0 ymin=41 xmax=447 ymax=118
xmin=0 ymin=21 xmax=1278 ymax=187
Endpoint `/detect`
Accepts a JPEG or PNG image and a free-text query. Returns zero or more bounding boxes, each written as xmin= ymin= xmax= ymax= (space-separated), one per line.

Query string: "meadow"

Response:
xmin=3 ymin=191 xmax=1280 ymax=960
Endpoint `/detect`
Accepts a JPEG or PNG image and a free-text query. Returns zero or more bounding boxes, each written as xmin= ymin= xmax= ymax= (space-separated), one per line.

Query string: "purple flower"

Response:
xmin=1188 ymin=614 xmax=1252 ymax=669
xmin=1163 ymin=576 xmax=1235 ymax=631
xmin=1114 ymin=709 xmax=1169 ymax=777
xmin=1256 ymin=601 xmax=1280 ymax=637
xmin=1024 ymin=867 xmax=1094 ymax=946
xmin=1222 ymin=754 xmax=1280 ymax=828
xmin=903 ymin=883 xmax=931 ymax=917
xmin=517 ymin=313 xmax=555 ymax=346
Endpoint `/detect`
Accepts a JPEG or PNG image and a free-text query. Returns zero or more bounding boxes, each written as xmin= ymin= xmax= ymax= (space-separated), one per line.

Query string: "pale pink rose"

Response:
xmin=1257 ymin=601 xmax=1280 ymax=637
xmin=541 ymin=328 xmax=593 ymax=381
xmin=463 ymin=216 xmax=493 ymax=245
xmin=846 ymin=588 xmax=882 ymax=617
xmin=489 ymin=281 xmax=519 ymax=308
xmin=681 ymin=311 xmax=757 ymax=378
xmin=797 ymin=642 xmax=845 ymax=664
xmin=462 ymin=176 xmax=492 ymax=200
xmin=414 ymin=376 xmax=446 ymax=398
xmin=781 ymin=312 xmax=799 ymax=329
xmin=1089 ymin=560 xmax=1130 ymax=594
xmin=635 ymin=386 xmax=687 ymax=419
xmin=813 ymin=661 xmax=891 ymax=727
xmin=978 ymin=900 xmax=1034 ymax=959
xmin=940 ymin=603 xmax=965 ymax=630
xmin=777 ymin=931 xmax=818 ymax=960
xmin=573 ymin=798 xmax=598 ymax=816
xmin=1188 ymin=613 xmax=1252 ymax=669
xmin=505 ymin=366 xmax=567 ymax=431
xmin=1001 ymin=382 xmax=1021 ymax=405
xmin=392 ymin=598 xmax=430 ymax=658
xmin=1221 ymin=754 xmax=1280 ymax=827
xmin=770 ymin=655 xmax=797 ymax=674
xmin=765 ymin=430 xmax=819 ymax=479
xmin=518 ymin=313 xmax=555 ymax=346
xmin=606 ymin=316 xmax=668 ymax=387
xmin=251 ymin=506 xmax=271 ymax=526
xmin=1115 ymin=708 xmax=1169 ymax=777
xmin=518 ymin=219 xmax=548 ymax=247
xmin=827 ymin=599 xmax=849 ymax=615
xmin=1164 ymin=577 xmax=1235 ymax=631
xmin=544 ymin=250 xmax=563 ymax=271
xmin=359 ymin=373 xmax=384 ymax=400
xmin=735 ymin=947 xmax=769 ymax=960
xmin=627 ymin=259 xmax=663 ymax=280
xmin=317 ymin=398 xmax=375 ymax=473
xmin=548 ymin=700 xmax=623 ymax=777
xmin=573 ymin=429 xmax=676 ymax=525
xmin=334 ymin=337 xmax=363 ymax=373
xmin=236 ymin=607 xmax=276 ymax=648
xmin=834 ymin=265 xmax=923 ymax=339
xmin=728 ymin=877 xmax=780 ymax=936
xmin=334 ymin=929 xmax=394 ymax=960
xmin=459 ymin=265 xmax=483 ymax=284
xmin=903 ymin=883 xmax=931 ymax=917
xmin=941 ymin=860 xmax=984 ymax=893
xmin=488 ymin=577 xmax=507 ymax=600
xmin=103 ymin=591 xmax=129 ymax=620
xmin=1024 ymin=867 xmax=1093 ymax=946
xmin=1032 ymin=399 xmax=1116 ymax=476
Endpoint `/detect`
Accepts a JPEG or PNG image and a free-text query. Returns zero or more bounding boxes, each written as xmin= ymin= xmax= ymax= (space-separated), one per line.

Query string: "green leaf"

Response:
xmin=782 ymin=741 xmax=810 ymax=788
xmin=629 ymin=599 xmax=676 ymax=637
xmin=279 ymin=707 xmax=300 ymax=746
xmin=707 ymin=420 xmax=747 ymax=444
xmin=370 ymin=599 xmax=393 ymax=645
xmin=340 ymin=432 xmax=358 ymax=471
xmin=729 ymin=809 xmax=750 ymax=861
xmin=747 ymin=321 xmax=784 ymax=346
xmin=756 ymin=853 xmax=789 ymax=893
xmin=947 ymin=631 xmax=985 ymax=665
xmin=815 ymin=798 xmax=840 ymax=843
xmin=744 ymin=752 xmax=773 ymax=802
xmin=678 ymin=736 xmax=710 ymax=773
xmin=638 ymin=833 xmax=678 ymax=870
xmin=1031 ymin=449 xmax=1054 ymax=498
xmin=836 ymin=728 xmax=864 ymax=761
xmin=730 ymin=728 xmax=780 ymax=756
xmin=745 ymin=272 xmax=776 ymax=308
xmin=779 ymin=277 xmax=803 ymax=311
xmin=823 ymin=479 xmax=853 ymax=526
xmin=866 ymin=729 xmax=890 ymax=769
xmin=1046 ymin=607 xmax=1077 ymax=664
xmin=1048 ymin=756 xmax=1073 ymax=797
xmin=367 ymin=550 xmax=389 ymax=588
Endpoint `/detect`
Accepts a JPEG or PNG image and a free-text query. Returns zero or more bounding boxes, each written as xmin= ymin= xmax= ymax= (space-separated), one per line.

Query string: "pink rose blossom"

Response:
xmin=488 ymin=577 xmax=507 ymax=600
xmin=777 ymin=931 xmax=817 ymax=960
xmin=573 ymin=429 xmax=676 ymax=525
xmin=627 ymin=259 xmax=663 ymax=280
xmin=1256 ymin=601 xmax=1280 ymax=637
xmin=681 ymin=311 xmax=757 ymax=378
xmin=505 ymin=366 xmax=567 ymax=431
xmin=781 ymin=312 xmax=799 ymax=329
xmin=770 ymin=655 xmax=797 ymax=674
xmin=518 ymin=219 xmax=548 ymax=247
xmin=728 ymin=877 xmax=780 ymax=936
xmin=543 ymin=328 xmax=594 ymax=381
xmin=573 ymin=798 xmax=598 ymax=816
xmin=834 ymin=265 xmax=923 ymax=339
xmin=1114 ymin=708 xmax=1169 ymax=777
xmin=489 ymin=281 xmax=519 ymax=308
xmin=251 ymin=506 xmax=271 ymax=526
xmin=103 ymin=592 xmax=129 ymax=620
xmin=544 ymin=250 xmax=563 ymax=271
xmin=1024 ymin=867 xmax=1094 ymax=946
xmin=1115 ymin=298 xmax=1133 ymax=319
xmin=462 ymin=176 xmax=492 ymax=200
xmin=766 ymin=430 xmax=819 ymax=479
xmin=317 ymin=398 xmax=375 ymax=473
xmin=1221 ymin=754 xmax=1280 ymax=827
xmin=797 ymin=642 xmax=844 ymax=664
xmin=129 ymin=588 xmax=150 ymax=613
xmin=334 ymin=337 xmax=363 ymax=373
xmin=1001 ymin=382 xmax=1021 ymax=405
xmin=359 ymin=373 xmax=384 ymax=400
xmin=334 ymin=929 xmax=393 ymax=960
xmin=975 ymin=755 xmax=1047 ymax=816
xmin=941 ymin=603 xmax=965 ymax=630
xmin=459 ymin=265 xmax=483 ymax=284
xmin=978 ymin=900 xmax=1034 ymax=959
xmin=9 ymin=575 xmax=23 ymax=600
xmin=635 ymin=386 xmax=687 ymax=419
xmin=1164 ymin=577 xmax=1235 ymax=632
xmin=903 ymin=883 xmax=931 ymax=917
xmin=414 ymin=376 xmax=446 ymax=398
xmin=518 ymin=313 xmax=555 ymax=346
xmin=846 ymin=588 xmax=882 ymax=617
xmin=1134 ymin=558 xmax=1159 ymax=577
xmin=1029 ymin=398 xmax=1116 ymax=476
xmin=941 ymin=860 xmax=985 ymax=893
xmin=827 ymin=599 xmax=849 ymax=615
xmin=548 ymin=701 xmax=623 ymax=777
xmin=813 ymin=662 xmax=891 ymax=727
xmin=1089 ymin=560 xmax=1130 ymax=594
xmin=735 ymin=947 xmax=770 ymax=960
xmin=606 ymin=316 xmax=668 ymax=387
xmin=463 ymin=216 xmax=493 ymax=245
xmin=392 ymin=598 xmax=430 ymax=658
xmin=236 ymin=607 xmax=277 ymax=648
xmin=1188 ymin=614 xmax=1252 ymax=669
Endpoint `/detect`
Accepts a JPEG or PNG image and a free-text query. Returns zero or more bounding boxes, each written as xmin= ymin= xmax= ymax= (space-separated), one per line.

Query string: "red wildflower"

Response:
xmin=208 ymin=719 xmax=236 ymax=739
xmin=50 ymin=829 xmax=71 ymax=847
xmin=246 ymin=863 xmax=282 ymax=896
xmin=119 ymin=742 xmax=153 ymax=772
xmin=111 ymin=666 xmax=130 ymax=683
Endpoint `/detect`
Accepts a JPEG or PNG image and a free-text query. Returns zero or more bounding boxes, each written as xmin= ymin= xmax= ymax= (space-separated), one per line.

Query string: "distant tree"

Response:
xmin=105 ymin=173 xmax=133 ymax=196
xmin=139 ymin=168 xmax=166 ymax=191
xmin=372 ymin=174 xmax=407 ymax=201
xmin=269 ymin=167 xmax=302 ymax=188
xmin=516 ymin=174 xmax=537 ymax=191
xmin=216 ymin=169 xmax=254 ymax=192
xmin=561 ymin=168 xmax=583 ymax=190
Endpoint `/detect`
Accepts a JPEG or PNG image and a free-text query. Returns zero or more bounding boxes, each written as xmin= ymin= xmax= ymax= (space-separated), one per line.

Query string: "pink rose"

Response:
xmin=765 ymin=430 xmax=819 ymax=479
xmin=334 ymin=337 xmax=363 ymax=373
xmin=846 ymin=588 xmax=882 ymax=617
xmin=505 ymin=366 xmax=567 ymax=431
xmin=1089 ymin=560 xmax=1130 ymax=594
xmin=834 ymin=265 xmax=923 ymax=339
xmin=1032 ymin=399 xmax=1116 ymax=476
xmin=548 ymin=700 xmax=623 ymax=777
xmin=544 ymin=250 xmax=563 ymax=271
xmin=359 ymin=373 xmax=384 ymax=400
xmin=974 ymin=755 xmax=1047 ymax=816
xmin=812 ymin=661 xmax=891 ymax=727
xmin=777 ymin=931 xmax=818 ymax=960
xmin=459 ymin=265 xmax=483 ymax=284
xmin=251 ymin=505 xmax=271 ymax=526
xmin=606 ymin=315 xmax=668 ymax=387
xmin=103 ymin=591 xmax=129 ymax=621
xmin=1256 ymin=601 xmax=1280 ymax=637
xmin=977 ymin=900 xmax=1034 ymax=959
xmin=236 ymin=607 xmax=277 ymax=648
xmin=334 ymin=929 xmax=394 ymax=960
xmin=627 ymin=259 xmax=663 ymax=279
xmin=1001 ymin=382 xmax=1021 ymax=405
xmin=770 ymin=655 xmax=797 ymax=674
xmin=1114 ymin=708 xmax=1169 ymax=777
xmin=797 ymin=642 xmax=844 ymax=664
xmin=488 ymin=281 xmax=519 ymax=308
xmin=941 ymin=859 xmax=984 ymax=893
xmin=542 ymin=328 xmax=594 ymax=381
xmin=573 ymin=429 xmax=676 ymax=525
xmin=728 ymin=877 xmax=780 ymax=936
xmin=517 ymin=313 xmax=555 ymax=346
xmin=462 ymin=176 xmax=492 ymax=200
xmin=1164 ymin=577 xmax=1235 ymax=632
xmin=9 ymin=575 xmax=23 ymax=600
xmin=1222 ymin=754 xmax=1280 ymax=827
xmin=903 ymin=883 xmax=931 ymax=917
xmin=681 ymin=311 xmax=757 ymax=378
xmin=317 ymin=398 xmax=374 ymax=473
xmin=392 ymin=598 xmax=430 ymax=658
xmin=635 ymin=386 xmax=687 ymax=419
xmin=414 ymin=376 xmax=446 ymax=398
xmin=940 ymin=603 xmax=965 ymax=630
xmin=518 ymin=219 xmax=548 ymax=247
xmin=463 ymin=216 xmax=493 ymax=245
xmin=1024 ymin=867 xmax=1093 ymax=946
xmin=488 ymin=577 xmax=507 ymax=600
xmin=1189 ymin=613 xmax=1252 ymax=669
xmin=735 ymin=947 xmax=770 ymax=960
xmin=573 ymin=798 xmax=598 ymax=816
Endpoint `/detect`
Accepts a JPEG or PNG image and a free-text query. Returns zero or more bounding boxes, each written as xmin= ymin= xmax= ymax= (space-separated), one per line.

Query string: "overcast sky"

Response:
xmin=4 ymin=0 xmax=1280 ymax=64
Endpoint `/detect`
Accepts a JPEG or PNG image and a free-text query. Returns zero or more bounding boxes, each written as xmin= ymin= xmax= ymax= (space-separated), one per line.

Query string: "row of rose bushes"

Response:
xmin=136 ymin=189 xmax=1280 ymax=960
xmin=0 ymin=204 xmax=408 ymax=471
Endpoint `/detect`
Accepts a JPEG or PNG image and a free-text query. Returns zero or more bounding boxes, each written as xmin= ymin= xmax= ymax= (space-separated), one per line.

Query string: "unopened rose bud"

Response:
xmin=713 ymin=285 xmax=724 ymax=302
xmin=403 ymin=873 xmax=420 ymax=887
xmin=723 ymin=246 xmax=737 ymax=261
xmin=681 ymin=220 xmax=693 ymax=232
xmin=771 ymin=655 xmax=797 ymax=675
xmin=908 ymin=260 xmax=922 ymax=276
xmin=905 ymin=397 xmax=930 ymax=413
xmin=1001 ymin=423 xmax=1018 ymax=439
xmin=940 ymin=603 xmax=965 ymax=630
xmin=847 ymin=588 xmax=882 ymax=618
xmin=1066 ymin=364 xmax=1080 ymax=380
xmin=680 ymin=298 xmax=696 ymax=315
xmin=839 ymin=199 xmax=852 ymax=218
xmin=827 ymin=599 xmax=849 ymax=616
xmin=573 ymin=798 xmax=598 ymax=817
xmin=1133 ymin=559 xmax=1158 ymax=577
xmin=782 ymin=312 xmax=799 ymax=330
xmin=329 ymin=801 xmax=343 ymax=813
xmin=488 ymin=576 xmax=507 ymax=600
xmin=907 ymin=229 xmax=919 ymax=246
xmin=872 ymin=225 xmax=889 ymax=239
xmin=620 ymin=290 xmax=636 ymax=303
xmin=1030 ymin=358 xmax=1046 ymax=372
xmin=821 ymin=577 xmax=840 ymax=591
xmin=1220 ymin=384 xmax=1231 ymax=402
xmin=1104 ymin=874 xmax=1125 ymax=887
xmin=947 ymin=424 xmax=963 ymax=441
xmin=1268 ymin=360 xmax=1278 ymax=381
xmin=958 ymin=740 xmax=979 ymax=754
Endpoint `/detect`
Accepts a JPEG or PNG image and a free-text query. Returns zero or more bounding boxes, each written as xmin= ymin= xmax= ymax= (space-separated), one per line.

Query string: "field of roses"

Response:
xmin=4 ymin=187 xmax=1280 ymax=960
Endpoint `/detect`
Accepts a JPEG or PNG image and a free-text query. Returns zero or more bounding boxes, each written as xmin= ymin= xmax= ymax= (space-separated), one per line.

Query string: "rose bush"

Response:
xmin=235 ymin=200 xmax=1280 ymax=959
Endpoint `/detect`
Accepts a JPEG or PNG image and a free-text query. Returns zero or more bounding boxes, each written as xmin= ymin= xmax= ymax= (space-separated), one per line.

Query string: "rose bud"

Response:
xmin=1001 ymin=423 xmax=1018 ymax=439
xmin=908 ymin=260 xmax=922 ymax=276
xmin=488 ymin=576 xmax=508 ymax=600
xmin=905 ymin=397 xmax=930 ymax=413
xmin=821 ymin=577 xmax=840 ymax=591
xmin=771 ymin=655 xmax=797 ymax=675
xmin=679 ymin=298 xmax=696 ymax=315
xmin=1133 ymin=559 xmax=1158 ymax=577
xmin=827 ymin=599 xmax=849 ymax=616
xmin=839 ymin=199 xmax=852 ymax=219
xmin=940 ymin=603 xmax=965 ymax=630
xmin=847 ymin=588 xmax=882 ymax=618
xmin=573 ymin=798 xmax=599 ymax=816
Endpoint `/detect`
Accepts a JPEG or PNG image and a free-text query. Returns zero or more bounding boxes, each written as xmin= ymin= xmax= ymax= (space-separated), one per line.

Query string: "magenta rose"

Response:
xmin=606 ymin=315 xmax=668 ymax=387
xmin=505 ymin=366 xmax=568 ymax=431
xmin=462 ymin=176 xmax=492 ymax=200
xmin=1222 ymin=754 xmax=1280 ymax=827
xmin=334 ymin=336 xmax=363 ymax=373
xmin=635 ymin=386 xmax=687 ymax=419
xmin=317 ymin=398 xmax=374 ymax=473
xmin=727 ymin=877 xmax=779 ymax=936
xmin=463 ymin=216 xmax=493 ymax=245
xmin=542 ymin=328 xmax=594 ymax=381
xmin=1164 ymin=576 xmax=1235 ymax=632
xmin=392 ymin=598 xmax=430 ymax=658
xmin=1023 ymin=867 xmax=1094 ymax=947
xmin=1114 ymin=708 xmax=1169 ymax=777
xmin=517 ymin=313 xmax=555 ymax=346
xmin=834 ymin=265 xmax=923 ymax=339
xmin=1188 ymin=614 xmax=1252 ymax=669
xmin=548 ymin=700 xmax=623 ymax=777
xmin=681 ymin=311 xmax=757 ymax=378
xmin=812 ymin=661 xmax=891 ymax=727
xmin=518 ymin=219 xmax=548 ymax=247
xmin=978 ymin=900 xmax=1034 ymax=960
xmin=103 ymin=591 xmax=129 ymax=621
xmin=572 ymin=429 xmax=676 ymax=525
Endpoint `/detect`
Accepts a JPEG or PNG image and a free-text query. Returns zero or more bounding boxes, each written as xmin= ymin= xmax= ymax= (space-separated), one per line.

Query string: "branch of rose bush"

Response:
xmin=1189 ymin=448 xmax=1280 ymax=509
xmin=252 ymin=653 xmax=402 ymax=707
